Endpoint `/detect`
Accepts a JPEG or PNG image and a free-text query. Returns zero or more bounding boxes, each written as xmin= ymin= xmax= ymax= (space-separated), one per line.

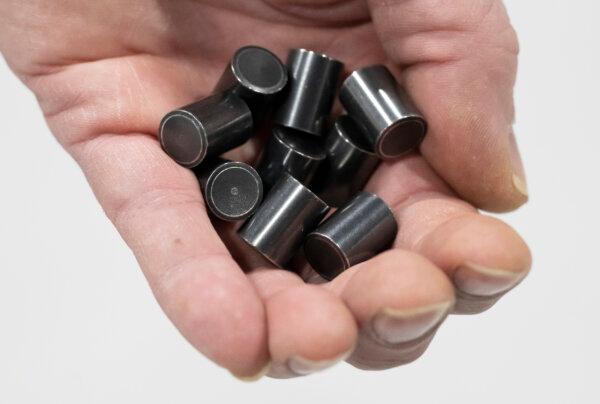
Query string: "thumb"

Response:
xmin=367 ymin=0 xmax=527 ymax=212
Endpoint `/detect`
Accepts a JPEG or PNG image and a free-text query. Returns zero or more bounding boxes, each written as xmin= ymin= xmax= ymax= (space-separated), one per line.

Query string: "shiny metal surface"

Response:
xmin=159 ymin=92 xmax=253 ymax=168
xmin=274 ymin=48 xmax=343 ymax=136
xmin=195 ymin=158 xmax=263 ymax=221
xmin=256 ymin=126 xmax=326 ymax=190
xmin=339 ymin=65 xmax=427 ymax=159
xmin=238 ymin=173 xmax=330 ymax=268
xmin=311 ymin=116 xmax=380 ymax=207
xmin=214 ymin=45 xmax=288 ymax=121
xmin=304 ymin=192 xmax=397 ymax=280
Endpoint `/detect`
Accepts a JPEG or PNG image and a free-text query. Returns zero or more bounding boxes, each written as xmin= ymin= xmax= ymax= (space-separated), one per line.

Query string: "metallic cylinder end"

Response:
xmin=230 ymin=46 xmax=288 ymax=96
xmin=159 ymin=110 xmax=207 ymax=168
xmin=199 ymin=159 xmax=263 ymax=221
xmin=376 ymin=116 xmax=427 ymax=159
xmin=216 ymin=45 xmax=288 ymax=99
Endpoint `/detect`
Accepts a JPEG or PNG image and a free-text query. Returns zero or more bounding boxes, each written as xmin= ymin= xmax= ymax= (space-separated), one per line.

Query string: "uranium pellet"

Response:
xmin=256 ymin=126 xmax=326 ymax=190
xmin=195 ymin=158 xmax=263 ymax=221
xmin=311 ymin=116 xmax=380 ymax=207
xmin=214 ymin=45 xmax=288 ymax=121
xmin=238 ymin=173 xmax=330 ymax=268
xmin=274 ymin=48 xmax=343 ymax=136
xmin=159 ymin=92 xmax=253 ymax=168
xmin=304 ymin=192 xmax=398 ymax=280
xmin=339 ymin=65 xmax=427 ymax=159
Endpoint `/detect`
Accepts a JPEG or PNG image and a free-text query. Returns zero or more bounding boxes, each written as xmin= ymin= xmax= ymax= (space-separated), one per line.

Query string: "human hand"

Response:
xmin=0 ymin=0 xmax=530 ymax=378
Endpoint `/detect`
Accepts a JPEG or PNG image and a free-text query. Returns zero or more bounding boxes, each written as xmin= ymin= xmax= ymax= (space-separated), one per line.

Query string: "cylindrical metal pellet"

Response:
xmin=195 ymin=158 xmax=263 ymax=221
xmin=214 ymin=45 xmax=288 ymax=121
xmin=339 ymin=65 xmax=427 ymax=159
xmin=274 ymin=48 xmax=343 ymax=136
xmin=311 ymin=116 xmax=380 ymax=207
xmin=238 ymin=173 xmax=330 ymax=268
xmin=304 ymin=192 xmax=398 ymax=280
xmin=159 ymin=92 xmax=253 ymax=168
xmin=256 ymin=126 xmax=326 ymax=190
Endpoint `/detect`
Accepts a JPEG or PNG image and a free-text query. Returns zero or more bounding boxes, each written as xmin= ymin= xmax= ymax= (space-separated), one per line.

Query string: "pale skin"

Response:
xmin=0 ymin=0 xmax=531 ymax=378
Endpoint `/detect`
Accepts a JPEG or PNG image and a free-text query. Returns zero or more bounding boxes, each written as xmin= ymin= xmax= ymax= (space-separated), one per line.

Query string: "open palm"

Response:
xmin=0 ymin=0 xmax=530 ymax=378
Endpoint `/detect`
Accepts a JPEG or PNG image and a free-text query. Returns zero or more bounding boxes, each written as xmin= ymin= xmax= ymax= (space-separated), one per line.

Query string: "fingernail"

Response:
xmin=287 ymin=349 xmax=353 ymax=376
xmin=454 ymin=262 xmax=528 ymax=297
xmin=509 ymin=130 xmax=528 ymax=198
xmin=231 ymin=361 xmax=271 ymax=382
xmin=371 ymin=302 xmax=452 ymax=345
xmin=513 ymin=173 xmax=528 ymax=198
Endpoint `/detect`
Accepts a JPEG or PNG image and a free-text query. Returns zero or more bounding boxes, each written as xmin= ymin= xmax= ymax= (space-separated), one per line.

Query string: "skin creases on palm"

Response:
xmin=0 ymin=0 xmax=530 ymax=378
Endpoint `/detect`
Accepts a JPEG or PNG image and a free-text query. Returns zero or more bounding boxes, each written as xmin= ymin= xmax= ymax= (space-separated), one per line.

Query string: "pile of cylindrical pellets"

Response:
xmin=159 ymin=46 xmax=427 ymax=281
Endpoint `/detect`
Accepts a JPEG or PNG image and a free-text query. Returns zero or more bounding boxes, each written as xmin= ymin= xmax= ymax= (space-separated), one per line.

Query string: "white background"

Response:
xmin=1 ymin=1 xmax=598 ymax=403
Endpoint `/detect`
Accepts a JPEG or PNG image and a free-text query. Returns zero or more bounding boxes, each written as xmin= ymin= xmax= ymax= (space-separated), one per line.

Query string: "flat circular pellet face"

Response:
xmin=377 ymin=118 xmax=426 ymax=159
xmin=234 ymin=47 xmax=287 ymax=94
xmin=304 ymin=234 xmax=348 ymax=281
xmin=206 ymin=164 xmax=263 ymax=221
xmin=160 ymin=112 xmax=206 ymax=167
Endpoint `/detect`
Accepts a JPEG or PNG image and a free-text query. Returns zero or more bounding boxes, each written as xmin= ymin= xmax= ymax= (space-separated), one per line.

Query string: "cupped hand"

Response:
xmin=0 ymin=0 xmax=531 ymax=378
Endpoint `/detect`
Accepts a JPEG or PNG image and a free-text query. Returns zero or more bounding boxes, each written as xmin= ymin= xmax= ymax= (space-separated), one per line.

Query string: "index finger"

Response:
xmin=70 ymin=132 xmax=270 ymax=378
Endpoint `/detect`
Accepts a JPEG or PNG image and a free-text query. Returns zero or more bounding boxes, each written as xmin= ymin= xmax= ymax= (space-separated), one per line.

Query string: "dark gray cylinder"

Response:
xmin=274 ymin=48 xmax=343 ymax=136
xmin=195 ymin=158 xmax=263 ymax=221
xmin=238 ymin=173 xmax=330 ymax=268
xmin=339 ymin=65 xmax=427 ymax=159
xmin=311 ymin=116 xmax=380 ymax=207
xmin=304 ymin=192 xmax=398 ymax=280
xmin=214 ymin=45 xmax=288 ymax=121
xmin=159 ymin=92 xmax=253 ymax=168
xmin=256 ymin=126 xmax=326 ymax=190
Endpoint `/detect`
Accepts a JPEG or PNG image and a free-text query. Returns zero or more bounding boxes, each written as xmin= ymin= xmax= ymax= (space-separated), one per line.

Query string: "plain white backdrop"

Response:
xmin=0 ymin=1 xmax=598 ymax=403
